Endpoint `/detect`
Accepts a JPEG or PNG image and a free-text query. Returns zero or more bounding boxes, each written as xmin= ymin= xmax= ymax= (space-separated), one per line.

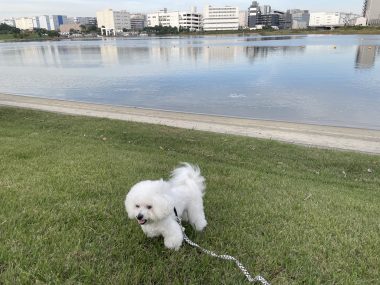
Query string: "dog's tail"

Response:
xmin=170 ymin=163 xmax=205 ymax=195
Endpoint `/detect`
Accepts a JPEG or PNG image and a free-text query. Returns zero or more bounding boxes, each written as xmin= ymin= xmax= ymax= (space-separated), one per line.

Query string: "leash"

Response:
xmin=174 ymin=208 xmax=270 ymax=284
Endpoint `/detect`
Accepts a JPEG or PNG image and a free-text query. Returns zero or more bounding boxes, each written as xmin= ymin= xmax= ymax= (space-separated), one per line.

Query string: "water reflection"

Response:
xmin=245 ymin=46 xmax=305 ymax=63
xmin=355 ymin=46 xmax=379 ymax=69
xmin=245 ymin=35 xmax=306 ymax=41
xmin=0 ymin=42 xmax=309 ymax=66
xmin=1 ymin=35 xmax=380 ymax=129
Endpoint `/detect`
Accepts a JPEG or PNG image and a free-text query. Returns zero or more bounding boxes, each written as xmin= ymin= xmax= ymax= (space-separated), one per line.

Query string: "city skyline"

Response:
xmin=1 ymin=0 xmax=364 ymax=19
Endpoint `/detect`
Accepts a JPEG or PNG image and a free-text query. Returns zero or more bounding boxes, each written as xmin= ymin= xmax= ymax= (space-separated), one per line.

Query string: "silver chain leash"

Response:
xmin=174 ymin=208 xmax=270 ymax=284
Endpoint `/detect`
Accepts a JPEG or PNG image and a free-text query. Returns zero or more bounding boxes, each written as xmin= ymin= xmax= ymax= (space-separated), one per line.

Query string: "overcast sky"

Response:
xmin=1 ymin=0 xmax=364 ymax=19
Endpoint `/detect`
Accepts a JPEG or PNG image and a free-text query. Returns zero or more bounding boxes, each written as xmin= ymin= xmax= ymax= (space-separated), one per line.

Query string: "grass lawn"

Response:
xmin=0 ymin=107 xmax=379 ymax=284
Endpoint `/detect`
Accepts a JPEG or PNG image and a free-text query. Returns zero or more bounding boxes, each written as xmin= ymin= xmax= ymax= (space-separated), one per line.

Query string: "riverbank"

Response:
xmin=1 ymin=93 xmax=380 ymax=154
xmin=1 ymin=105 xmax=379 ymax=284
xmin=1 ymin=26 xmax=380 ymax=43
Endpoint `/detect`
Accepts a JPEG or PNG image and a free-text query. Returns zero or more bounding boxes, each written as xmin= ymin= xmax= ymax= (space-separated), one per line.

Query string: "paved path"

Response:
xmin=1 ymin=93 xmax=380 ymax=155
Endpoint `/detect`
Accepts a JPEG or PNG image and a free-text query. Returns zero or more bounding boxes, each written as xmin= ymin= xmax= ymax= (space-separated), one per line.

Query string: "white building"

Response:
xmin=147 ymin=8 xmax=202 ymax=31
xmin=147 ymin=9 xmax=180 ymax=27
xmin=363 ymin=0 xmax=380 ymax=26
xmin=37 ymin=15 xmax=51 ymax=30
xmin=309 ymin=12 xmax=359 ymax=27
xmin=2 ymin=18 xmax=16 ymax=27
xmin=15 ymin=17 xmax=34 ymax=30
xmin=239 ymin=11 xmax=248 ymax=28
xmin=203 ymin=5 xmax=239 ymax=31
xmin=96 ymin=9 xmax=131 ymax=36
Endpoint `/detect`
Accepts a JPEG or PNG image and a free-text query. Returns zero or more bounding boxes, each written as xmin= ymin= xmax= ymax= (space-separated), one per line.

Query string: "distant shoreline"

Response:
xmin=1 ymin=27 xmax=380 ymax=43
xmin=1 ymin=93 xmax=380 ymax=154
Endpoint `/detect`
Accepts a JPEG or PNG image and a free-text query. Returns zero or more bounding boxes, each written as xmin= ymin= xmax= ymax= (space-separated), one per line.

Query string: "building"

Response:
xmin=248 ymin=2 xmax=287 ymax=29
xmin=179 ymin=7 xmax=202 ymax=31
xmin=147 ymin=9 xmax=178 ymax=27
xmin=49 ymin=15 xmax=68 ymax=30
xmin=287 ymin=9 xmax=310 ymax=29
xmin=96 ymin=9 xmax=131 ymax=35
xmin=59 ymin=23 xmax=81 ymax=34
xmin=68 ymin=17 xmax=97 ymax=26
xmin=15 ymin=17 xmax=34 ymax=30
xmin=261 ymin=5 xmax=271 ymax=15
xmin=248 ymin=1 xmax=261 ymax=28
xmin=36 ymin=15 xmax=51 ymax=30
xmin=147 ymin=8 xmax=202 ymax=31
xmin=239 ymin=11 xmax=248 ymax=28
xmin=1 ymin=18 xmax=16 ymax=27
xmin=363 ymin=0 xmax=380 ymax=25
xmin=203 ymin=5 xmax=239 ymax=31
xmin=130 ymin=14 xmax=146 ymax=31
xmin=309 ymin=12 xmax=359 ymax=27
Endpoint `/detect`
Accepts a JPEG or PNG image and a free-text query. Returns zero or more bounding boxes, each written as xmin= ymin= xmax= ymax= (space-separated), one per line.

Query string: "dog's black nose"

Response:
xmin=137 ymin=213 xmax=144 ymax=220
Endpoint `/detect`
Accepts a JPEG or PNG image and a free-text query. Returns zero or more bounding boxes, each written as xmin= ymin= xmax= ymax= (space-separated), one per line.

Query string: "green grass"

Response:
xmin=0 ymin=33 xmax=58 ymax=42
xmin=0 ymin=107 xmax=379 ymax=284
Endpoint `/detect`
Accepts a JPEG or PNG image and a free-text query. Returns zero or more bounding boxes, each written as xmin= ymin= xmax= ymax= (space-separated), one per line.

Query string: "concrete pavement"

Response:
xmin=1 ymin=93 xmax=380 ymax=155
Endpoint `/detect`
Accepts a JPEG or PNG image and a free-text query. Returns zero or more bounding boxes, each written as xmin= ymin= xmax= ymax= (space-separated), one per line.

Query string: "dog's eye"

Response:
xmin=135 ymin=205 xmax=140 ymax=208
xmin=147 ymin=205 xmax=152 ymax=209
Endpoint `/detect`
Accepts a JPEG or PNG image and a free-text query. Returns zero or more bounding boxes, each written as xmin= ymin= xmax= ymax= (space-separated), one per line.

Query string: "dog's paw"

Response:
xmin=164 ymin=235 xmax=183 ymax=250
xmin=194 ymin=219 xmax=207 ymax=231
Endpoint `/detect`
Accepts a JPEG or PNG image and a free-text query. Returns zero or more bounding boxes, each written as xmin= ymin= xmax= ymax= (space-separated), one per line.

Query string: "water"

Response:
xmin=1 ymin=34 xmax=380 ymax=129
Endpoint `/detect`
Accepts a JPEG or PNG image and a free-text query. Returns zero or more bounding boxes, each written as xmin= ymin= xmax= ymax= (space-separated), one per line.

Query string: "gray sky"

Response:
xmin=1 ymin=0 xmax=364 ymax=19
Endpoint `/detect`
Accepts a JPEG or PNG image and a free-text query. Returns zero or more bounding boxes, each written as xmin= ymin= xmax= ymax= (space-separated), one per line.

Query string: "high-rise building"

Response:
xmin=261 ymin=5 xmax=271 ymax=15
xmin=203 ymin=5 xmax=239 ymax=31
xmin=96 ymin=9 xmax=131 ymax=35
xmin=248 ymin=1 xmax=261 ymax=27
xmin=363 ymin=0 xmax=380 ymax=25
xmin=37 ymin=15 xmax=51 ymax=30
xmin=239 ymin=11 xmax=248 ymax=28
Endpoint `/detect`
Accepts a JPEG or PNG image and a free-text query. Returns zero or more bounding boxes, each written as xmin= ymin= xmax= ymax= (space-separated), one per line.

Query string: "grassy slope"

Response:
xmin=0 ymin=107 xmax=379 ymax=284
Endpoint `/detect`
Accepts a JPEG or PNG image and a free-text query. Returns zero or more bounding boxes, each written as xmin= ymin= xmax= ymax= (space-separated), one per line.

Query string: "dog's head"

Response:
xmin=125 ymin=180 xmax=173 ymax=225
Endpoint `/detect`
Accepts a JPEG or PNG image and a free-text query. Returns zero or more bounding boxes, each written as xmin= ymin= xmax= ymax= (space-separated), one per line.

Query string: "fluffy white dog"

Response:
xmin=125 ymin=163 xmax=207 ymax=250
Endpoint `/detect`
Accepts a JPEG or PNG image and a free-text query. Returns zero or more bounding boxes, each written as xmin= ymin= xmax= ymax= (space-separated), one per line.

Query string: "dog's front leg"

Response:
xmin=162 ymin=219 xmax=183 ymax=250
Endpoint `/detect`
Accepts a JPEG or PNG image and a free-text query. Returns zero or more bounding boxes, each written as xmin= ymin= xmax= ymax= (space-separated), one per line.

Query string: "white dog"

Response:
xmin=125 ymin=163 xmax=207 ymax=250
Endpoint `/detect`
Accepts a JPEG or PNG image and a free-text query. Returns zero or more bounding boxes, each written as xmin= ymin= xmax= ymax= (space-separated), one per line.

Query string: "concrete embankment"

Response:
xmin=1 ymin=93 xmax=380 ymax=155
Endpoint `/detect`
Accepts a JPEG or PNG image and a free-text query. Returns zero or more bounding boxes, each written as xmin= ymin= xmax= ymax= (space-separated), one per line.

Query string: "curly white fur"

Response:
xmin=125 ymin=163 xmax=207 ymax=250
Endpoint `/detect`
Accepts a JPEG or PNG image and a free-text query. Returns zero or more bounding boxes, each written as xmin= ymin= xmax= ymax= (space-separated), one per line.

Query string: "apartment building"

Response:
xmin=203 ymin=5 xmax=239 ymax=31
xmin=96 ymin=9 xmax=131 ymax=35
xmin=15 ymin=17 xmax=34 ymax=30
xmin=147 ymin=8 xmax=201 ymax=31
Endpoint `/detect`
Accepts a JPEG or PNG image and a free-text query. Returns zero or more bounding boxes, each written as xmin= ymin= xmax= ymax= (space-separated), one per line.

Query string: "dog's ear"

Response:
xmin=125 ymin=193 xmax=137 ymax=219
xmin=152 ymin=194 xmax=173 ymax=220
